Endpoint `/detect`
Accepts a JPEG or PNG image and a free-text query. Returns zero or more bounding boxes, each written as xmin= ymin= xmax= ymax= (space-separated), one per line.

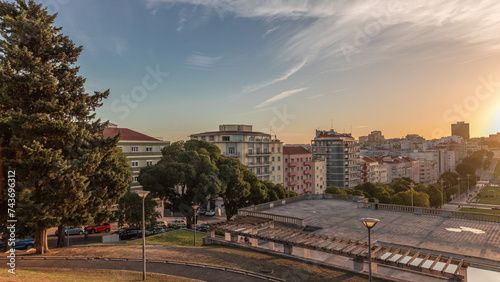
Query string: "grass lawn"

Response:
xmin=128 ymin=229 xmax=203 ymax=246
xmin=473 ymin=186 xmax=500 ymax=205
xmin=459 ymin=207 xmax=500 ymax=215
xmin=0 ymin=268 xmax=197 ymax=281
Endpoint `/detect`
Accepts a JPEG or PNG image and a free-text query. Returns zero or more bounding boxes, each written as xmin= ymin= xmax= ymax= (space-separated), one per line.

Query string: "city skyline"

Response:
xmin=45 ymin=0 xmax=500 ymax=143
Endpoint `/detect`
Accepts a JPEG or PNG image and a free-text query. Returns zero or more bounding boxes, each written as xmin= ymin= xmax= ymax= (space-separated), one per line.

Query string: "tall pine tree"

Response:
xmin=0 ymin=0 xmax=130 ymax=253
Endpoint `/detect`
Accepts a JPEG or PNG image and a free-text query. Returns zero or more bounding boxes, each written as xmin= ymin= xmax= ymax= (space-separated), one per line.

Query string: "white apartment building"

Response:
xmin=190 ymin=124 xmax=283 ymax=183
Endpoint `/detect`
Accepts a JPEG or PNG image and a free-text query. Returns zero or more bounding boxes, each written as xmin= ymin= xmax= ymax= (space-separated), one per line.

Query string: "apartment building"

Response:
xmin=312 ymin=159 xmax=327 ymax=194
xmin=311 ymin=129 xmax=360 ymax=188
xmin=283 ymin=146 xmax=313 ymax=194
xmin=103 ymin=124 xmax=170 ymax=191
xmin=190 ymin=124 xmax=283 ymax=183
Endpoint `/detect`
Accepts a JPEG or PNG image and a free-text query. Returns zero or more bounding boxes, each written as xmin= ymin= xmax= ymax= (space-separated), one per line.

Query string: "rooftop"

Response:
xmin=103 ymin=127 xmax=162 ymax=142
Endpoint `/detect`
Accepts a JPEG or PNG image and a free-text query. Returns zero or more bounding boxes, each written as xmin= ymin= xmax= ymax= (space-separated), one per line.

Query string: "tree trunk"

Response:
xmin=57 ymin=225 xmax=65 ymax=247
xmin=35 ymin=227 xmax=50 ymax=254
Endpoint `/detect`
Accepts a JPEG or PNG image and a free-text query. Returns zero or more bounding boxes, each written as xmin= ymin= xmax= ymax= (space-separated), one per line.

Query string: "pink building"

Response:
xmin=283 ymin=146 xmax=314 ymax=195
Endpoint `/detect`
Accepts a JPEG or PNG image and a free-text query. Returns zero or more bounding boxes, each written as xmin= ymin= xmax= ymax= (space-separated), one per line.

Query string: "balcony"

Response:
xmin=287 ymin=162 xmax=298 ymax=167
xmin=223 ymin=152 xmax=240 ymax=157
xmin=304 ymin=161 xmax=312 ymax=166
xmin=247 ymin=162 xmax=271 ymax=167
xmin=246 ymin=151 xmax=271 ymax=157
xmin=304 ymin=179 xmax=312 ymax=184
xmin=288 ymin=181 xmax=298 ymax=186
xmin=304 ymin=170 xmax=312 ymax=175
xmin=288 ymin=171 xmax=298 ymax=177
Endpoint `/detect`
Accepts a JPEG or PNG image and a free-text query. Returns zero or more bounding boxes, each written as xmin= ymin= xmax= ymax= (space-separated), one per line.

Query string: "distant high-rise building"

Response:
xmin=451 ymin=121 xmax=470 ymax=140
xmin=311 ymin=129 xmax=360 ymax=188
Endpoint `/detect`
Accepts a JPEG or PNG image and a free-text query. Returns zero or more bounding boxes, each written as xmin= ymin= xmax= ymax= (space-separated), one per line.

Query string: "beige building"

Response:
xmin=312 ymin=159 xmax=327 ymax=194
xmin=190 ymin=124 xmax=283 ymax=183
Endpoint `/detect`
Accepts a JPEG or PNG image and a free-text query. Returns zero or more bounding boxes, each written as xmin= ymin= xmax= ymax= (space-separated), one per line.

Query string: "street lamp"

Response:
xmin=439 ymin=179 xmax=444 ymax=208
xmin=467 ymin=173 xmax=470 ymax=201
xmin=360 ymin=218 xmax=379 ymax=282
xmin=457 ymin=176 xmax=461 ymax=200
xmin=135 ymin=190 xmax=150 ymax=281
xmin=192 ymin=204 xmax=200 ymax=246
xmin=409 ymin=183 xmax=414 ymax=207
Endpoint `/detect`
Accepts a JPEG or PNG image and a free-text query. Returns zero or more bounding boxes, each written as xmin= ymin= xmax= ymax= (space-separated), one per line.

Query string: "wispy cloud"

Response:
xmin=148 ymin=0 xmax=500 ymax=69
xmin=255 ymin=87 xmax=307 ymax=108
xmin=185 ymin=53 xmax=223 ymax=70
xmin=308 ymin=93 xmax=325 ymax=99
xmin=242 ymin=59 xmax=307 ymax=93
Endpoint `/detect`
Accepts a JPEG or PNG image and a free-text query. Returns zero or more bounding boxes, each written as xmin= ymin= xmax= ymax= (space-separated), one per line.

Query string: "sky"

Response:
xmin=37 ymin=0 xmax=500 ymax=143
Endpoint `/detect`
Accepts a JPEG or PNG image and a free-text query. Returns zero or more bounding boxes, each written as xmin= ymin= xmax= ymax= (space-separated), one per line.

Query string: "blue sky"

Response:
xmin=41 ymin=0 xmax=500 ymax=143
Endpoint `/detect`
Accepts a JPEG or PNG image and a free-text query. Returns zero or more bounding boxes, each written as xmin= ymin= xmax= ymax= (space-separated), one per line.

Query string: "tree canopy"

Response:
xmin=0 ymin=0 xmax=130 ymax=253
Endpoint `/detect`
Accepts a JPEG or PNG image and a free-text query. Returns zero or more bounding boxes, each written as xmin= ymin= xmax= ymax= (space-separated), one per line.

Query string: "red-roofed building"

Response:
xmin=283 ymin=146 xmax=313 ymax=195
xmin=104 ymin=123 xmax=170 ymax=191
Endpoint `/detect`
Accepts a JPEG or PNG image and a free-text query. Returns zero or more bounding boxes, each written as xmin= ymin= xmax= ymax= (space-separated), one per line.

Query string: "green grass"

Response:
xmin=459 ymin=207 xmax=500 ymax=215
xmin=494 ymin=162 xmax=500 ymax=178
xmin=128 ymin=229 xmax=203 ymax=246
xmin=473 ymin=186 xmax=500 ymax=205
xmin=0 ymin=268 xmax=196 ymax=281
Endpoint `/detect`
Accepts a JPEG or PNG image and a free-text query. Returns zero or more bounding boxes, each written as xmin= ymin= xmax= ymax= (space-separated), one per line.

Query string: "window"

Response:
xmin=222 ymin=136 xmax=230 ymax=141
xmin=272 ymin=157 xmax=275 ymax=161
xmin=131 ymin=161 xmax=139 ymax=167
xmin=146 ymin=160 xmax=153 ymax=166
xmin=133 ymin=176 xmax=139 ymax=182
xmin=131 ymin=146 xmax=139 ymax=152
xmin=146 ymin=146 xmax=153 ymax=152
xmin=278 ymin=166 xmax=281 ymax=171
xmin=278 ymin=156 xmax=281 ymax=161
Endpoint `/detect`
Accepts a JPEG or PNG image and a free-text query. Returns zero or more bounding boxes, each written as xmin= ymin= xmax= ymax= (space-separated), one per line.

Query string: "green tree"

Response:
xmin=217 ymin=156 xmax=252 ymax=220
xmin=117 ymin=192 xmax=160 ymax=229
xmin=140 ymin=140 xmax=222 ymax=227
xmin=325 ymin=186 xmax=346 ymax=195
xmin=392 ymin=190 xmax=430 ymax=207
xmin=0 ymin=1 xmax=130 ymax=253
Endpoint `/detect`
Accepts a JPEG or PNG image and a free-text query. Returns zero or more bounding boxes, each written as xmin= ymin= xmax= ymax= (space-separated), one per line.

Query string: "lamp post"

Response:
xmin=457 ymin=176 xmax=461 ymax=200
xmin=192 ymin=205 xmax=199 ymax=246
xmin=439 ymin=179 xmax=444 ymax=208
xmin=409 ymin=183 xmax=414 ymax=207
xmin=467 ymin=173 xmax=470 ymax=201
xmin=135 ymin=190 xmax=150 ymax=281
xmin=360 ymin=218 xmax=379 ymax=282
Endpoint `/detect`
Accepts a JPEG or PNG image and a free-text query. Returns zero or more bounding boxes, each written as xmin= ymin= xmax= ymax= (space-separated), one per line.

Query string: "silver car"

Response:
xmin=55 ymin=226 xmax=84 ymax=236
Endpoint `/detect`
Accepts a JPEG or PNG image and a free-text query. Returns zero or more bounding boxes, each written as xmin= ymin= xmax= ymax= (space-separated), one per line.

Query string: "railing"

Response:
xmin=223 ymin=152 xmax=240 ymax=157
xmin=358 ymin=202 xmax=500 ymax=223
xmin=304 ymin=161 xmax=312 ymax=166
xmin=287 ymin=172 xmax=298 ymax=177
xmin=239 ymin=194 xmax=356 ymax=213
xmin=238 ymin=210 xmax=304 ymax=227
xmin=287 ymin=162 xmax=298 ymax=167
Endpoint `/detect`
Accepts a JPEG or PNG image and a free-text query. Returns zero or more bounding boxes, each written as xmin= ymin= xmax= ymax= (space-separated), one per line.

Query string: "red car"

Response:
xmin=84 ymin=223 xmax=112 ymax=234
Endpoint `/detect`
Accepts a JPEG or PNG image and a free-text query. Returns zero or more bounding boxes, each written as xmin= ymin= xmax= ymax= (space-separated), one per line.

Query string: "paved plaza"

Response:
xmin=264 ymin=199 xmax=500 ymax=263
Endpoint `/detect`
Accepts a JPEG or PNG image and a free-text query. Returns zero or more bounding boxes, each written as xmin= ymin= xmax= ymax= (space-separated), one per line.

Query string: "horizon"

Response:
xmin=39 ymin=0 xmax=500 ymax=144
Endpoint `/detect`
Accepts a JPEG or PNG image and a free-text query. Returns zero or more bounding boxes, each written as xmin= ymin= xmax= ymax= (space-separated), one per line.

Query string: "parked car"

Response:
xmin=155 ymin=221 xmax=168 ymax=229
xmin=55 ymin=226 xmax=84 ymax=236
xmin=195 ymin=224 xmax=211 ymax=232
xmin=148 ymin=227 xmax=166 ymax=235
xmin=205 ymin=210 xmax=216 ymax=216
xmin=85 ymin=223 xmax=112 ymax=234
xmin=198 ymin=208 xmax=206 ymax=215
xmin=118 ymin=228 xmax=141 ymax=240
xmin=0 ymin=238 xmax=35 ymax=252
xmin=174 ymin=223 xmax=187 ymax=229
xmin=167 ymin=219 xmax=187 ymax=228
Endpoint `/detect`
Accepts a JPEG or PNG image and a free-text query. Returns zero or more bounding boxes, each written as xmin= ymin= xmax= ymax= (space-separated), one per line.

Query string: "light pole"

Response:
xmin=192 ymin=204 xmax=199 ymax=246
xmin=135 ymin=190 xmax=150 ymax=281
xmin=409 ymin=183 xmax=414 ymax=207
xmin=467 ymin=173 xmax=470 ymax=201
xmin=439 ymin=179 xmax=444 ymax=208
xmin=457 ymin=176 xmax=461 ymax=200
xmin=360 ymin=218 xmax=379 ymax=282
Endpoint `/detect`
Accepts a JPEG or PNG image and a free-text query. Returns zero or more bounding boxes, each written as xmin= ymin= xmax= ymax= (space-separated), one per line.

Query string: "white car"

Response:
xmin=205 ymin=210 xmax=216 ymax=216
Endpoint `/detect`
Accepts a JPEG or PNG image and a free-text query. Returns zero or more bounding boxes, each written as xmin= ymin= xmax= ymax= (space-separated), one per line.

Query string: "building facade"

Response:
xmin=103 ymin=124 xmax=170 ymax=191
xmin=283 ymin=146 xmax=313 ymax=194
xmin=311 ymin=129 xmax=360 ymax=188
xmin=190 ymin=124 xmax=282 ymax=183
xmin=451 ymin=121 xmax=470 ymax=140
xmin=312 ymin=159 xmax=327 ymax=194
